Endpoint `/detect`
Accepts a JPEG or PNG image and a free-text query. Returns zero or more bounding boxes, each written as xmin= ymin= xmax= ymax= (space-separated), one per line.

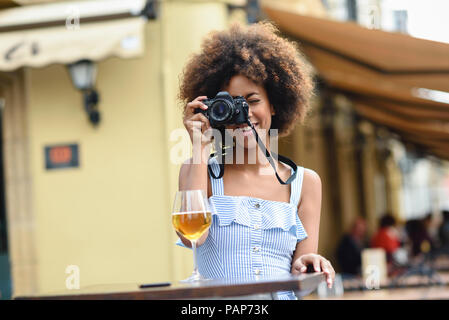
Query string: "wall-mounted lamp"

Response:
xmin=67 ymin=59 xmax=101 ymax=126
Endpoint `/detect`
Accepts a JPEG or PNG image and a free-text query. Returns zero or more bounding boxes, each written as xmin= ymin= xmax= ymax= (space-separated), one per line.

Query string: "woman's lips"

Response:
xmin=237 ymin=123 xmax=258 ymax=137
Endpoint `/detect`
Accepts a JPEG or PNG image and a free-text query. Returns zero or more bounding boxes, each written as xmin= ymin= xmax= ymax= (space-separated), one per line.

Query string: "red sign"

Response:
xmin=45 ymin=144 xmax=79 ymax=170
xmin=49 ymin=146 xmax=72 ymax=164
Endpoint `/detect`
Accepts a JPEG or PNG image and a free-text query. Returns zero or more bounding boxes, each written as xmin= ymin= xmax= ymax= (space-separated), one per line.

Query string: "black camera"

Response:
xmin=194 ymin=91 xmax=249 ymax=128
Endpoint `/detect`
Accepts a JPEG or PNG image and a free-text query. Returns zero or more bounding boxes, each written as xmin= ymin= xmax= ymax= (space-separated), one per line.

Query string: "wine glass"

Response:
xmin=172 ymin=190 xmax=212 ymax=282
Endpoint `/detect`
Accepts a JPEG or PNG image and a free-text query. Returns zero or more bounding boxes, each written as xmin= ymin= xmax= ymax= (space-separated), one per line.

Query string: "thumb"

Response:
xmin=292 ymin=259 xmax=307 ymax=275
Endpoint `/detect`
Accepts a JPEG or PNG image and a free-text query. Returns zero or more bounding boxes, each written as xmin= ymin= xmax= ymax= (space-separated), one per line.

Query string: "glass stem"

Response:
xmin=192 ymin=240 xmax=199 ymax=276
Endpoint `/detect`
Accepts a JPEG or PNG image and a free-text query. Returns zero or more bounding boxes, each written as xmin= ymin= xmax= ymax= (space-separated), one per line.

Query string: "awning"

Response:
xmin=0 ymin=0 xmax=18 ymax=10
xmin=262 ymin=6 xmax=449 ymax=73
xmin=0 ymin=0 xmax=148 ymax=71
xmin=262 ymin=5 xmax=449 ymax=161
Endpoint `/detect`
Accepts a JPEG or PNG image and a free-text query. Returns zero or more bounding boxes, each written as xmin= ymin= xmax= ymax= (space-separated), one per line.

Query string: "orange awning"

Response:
xmin=263 ymin=5 xmax=449 ymax=160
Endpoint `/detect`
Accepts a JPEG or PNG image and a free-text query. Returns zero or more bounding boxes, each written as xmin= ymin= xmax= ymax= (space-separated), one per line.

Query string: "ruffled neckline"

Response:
xmin=209 ymin=194 xmax=295 ymax=208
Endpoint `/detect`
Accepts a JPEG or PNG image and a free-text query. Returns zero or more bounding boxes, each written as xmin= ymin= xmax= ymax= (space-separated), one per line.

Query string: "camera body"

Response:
xmin=194 ymin=91 xmax=249 ymax=128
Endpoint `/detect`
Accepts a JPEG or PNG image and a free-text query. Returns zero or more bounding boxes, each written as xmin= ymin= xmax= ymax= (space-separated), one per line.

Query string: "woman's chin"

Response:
xmin=235 ymin=135 xmax=257 ymax=150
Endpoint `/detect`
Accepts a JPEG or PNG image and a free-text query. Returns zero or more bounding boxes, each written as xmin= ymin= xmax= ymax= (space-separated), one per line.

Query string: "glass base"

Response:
xmin=180 ymin=271 xmax=211 ymax=283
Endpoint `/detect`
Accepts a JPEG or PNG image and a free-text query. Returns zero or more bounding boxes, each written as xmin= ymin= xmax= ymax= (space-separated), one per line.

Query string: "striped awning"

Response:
xmin=0 ymin=0 xmax=147 ymax=71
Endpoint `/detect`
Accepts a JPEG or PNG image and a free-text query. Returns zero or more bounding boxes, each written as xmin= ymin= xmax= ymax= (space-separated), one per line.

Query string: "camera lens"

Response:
xmin=210 ymin=100 xmax=232 ymax=122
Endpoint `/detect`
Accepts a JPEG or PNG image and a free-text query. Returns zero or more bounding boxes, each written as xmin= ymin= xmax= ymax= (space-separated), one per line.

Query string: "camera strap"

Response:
xmin=208 ymin=128 xmax=226 ymax=179
xmin=247 ymin=120 xmax=298 ymax=185
xmin=207 ymin=123 xmax=298 ymax=185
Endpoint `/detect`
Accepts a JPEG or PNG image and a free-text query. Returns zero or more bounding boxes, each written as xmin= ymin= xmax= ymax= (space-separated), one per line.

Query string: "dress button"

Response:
xmin=253 ymin=224 xmax=260 ymax=230
xmin=254 ymin=203 xmax=260 ymax=209
xmin=254 ymin=269 xmax=261 ymax=275
xmin=253 ymin=246 xmax=260 ymax=252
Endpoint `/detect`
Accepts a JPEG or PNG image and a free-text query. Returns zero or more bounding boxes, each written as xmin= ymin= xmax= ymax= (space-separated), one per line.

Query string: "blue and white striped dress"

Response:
xmin=177 ymin=157 xmax=308 ymax=300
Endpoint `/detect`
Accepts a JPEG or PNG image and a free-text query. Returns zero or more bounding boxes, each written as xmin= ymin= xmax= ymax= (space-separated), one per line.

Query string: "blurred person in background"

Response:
xmin=404 ymin=214 xmax=436 ymax=258
xmin=422 ymin=213 xmax=438 ymax=251
xmin=336 ymin=217 xmax=367 ymax=277
xmin=438 ymin=210 xmax=449 ymax=253
xmin=371 ymin=214 xmax=402 ymax=264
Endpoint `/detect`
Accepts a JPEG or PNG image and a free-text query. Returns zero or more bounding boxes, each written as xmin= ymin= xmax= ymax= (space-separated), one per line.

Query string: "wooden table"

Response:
xmin=15 ymin=273 xmax=325 ymax=300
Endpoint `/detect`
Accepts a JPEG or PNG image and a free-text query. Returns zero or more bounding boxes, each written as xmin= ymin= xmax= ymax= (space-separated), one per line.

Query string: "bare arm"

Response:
xmin=293 ymin=168 xmax=322 ymax=256
xmin=176 ymin=96 xmax=212 ymax=248
xmin=176 ymin=156 xmax=210 ymax=248
xmin=291 ymin=169 xmax=335 ymax=288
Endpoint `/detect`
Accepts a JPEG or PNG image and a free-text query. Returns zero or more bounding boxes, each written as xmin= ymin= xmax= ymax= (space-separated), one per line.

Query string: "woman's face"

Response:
xmin=222 ymin=75 xmax=274 ymax=150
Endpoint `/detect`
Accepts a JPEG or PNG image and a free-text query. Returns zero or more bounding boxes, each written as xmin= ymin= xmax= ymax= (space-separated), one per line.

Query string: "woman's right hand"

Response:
xmin=183 ymin=96 xmax=212 ymax=146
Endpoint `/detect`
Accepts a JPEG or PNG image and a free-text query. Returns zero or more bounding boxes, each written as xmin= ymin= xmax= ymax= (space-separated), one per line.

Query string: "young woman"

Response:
xmin=176 ymin=22 xmax=335 ymax=299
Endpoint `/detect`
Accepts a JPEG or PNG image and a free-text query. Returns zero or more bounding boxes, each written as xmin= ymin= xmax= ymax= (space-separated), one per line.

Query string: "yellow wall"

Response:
xmin=28 ymin=21 xmax=171 ymax=293
xmin=24 ymin=1 xmax=240 ymax=294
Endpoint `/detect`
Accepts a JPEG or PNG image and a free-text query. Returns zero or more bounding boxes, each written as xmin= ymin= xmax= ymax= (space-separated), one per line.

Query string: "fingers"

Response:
xmin=293 ymin=254 xmax=336 ymax=289
xmin=184 ymin=97 xmax=212 ymax=146
xmin=184 ymin=114 xmax=213 ymax=147
xmin=312 ymin=257 xmax=321 ymax=273
xmin=185 ymin=96 xmax=208 ymax=117
xmin=291 ymin=259 xmax=306 ymax=275
xmin=299 ymin=254 xmax=322 ymax=272
xmin=186 ymin=113 xmax=210 ymax=131
xmin=184 ymin=113 xmax=210 ymax=132
xmin=320 ymin=258 xmax=335 ymax=289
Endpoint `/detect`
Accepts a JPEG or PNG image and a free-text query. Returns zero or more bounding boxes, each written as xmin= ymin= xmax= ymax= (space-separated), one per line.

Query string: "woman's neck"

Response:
xmin=226 ymin=143 xmax=273 ymax=173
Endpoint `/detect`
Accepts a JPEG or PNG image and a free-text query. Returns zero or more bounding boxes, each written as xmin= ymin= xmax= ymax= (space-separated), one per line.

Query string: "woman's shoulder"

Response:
xmin=298 ymin=167 xmax=322 ymax=209
xmin=301 ymin=168 xmax=321 ymax=192
xmin=279 ymin=161 xmax=321 ymax=186
xmin=302 ymin=168 xmax=321 ymax=185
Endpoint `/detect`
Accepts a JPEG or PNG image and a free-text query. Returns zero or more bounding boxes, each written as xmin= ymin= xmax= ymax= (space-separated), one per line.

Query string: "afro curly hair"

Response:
xmin=179 ymin=21 xmax=315 ymax=136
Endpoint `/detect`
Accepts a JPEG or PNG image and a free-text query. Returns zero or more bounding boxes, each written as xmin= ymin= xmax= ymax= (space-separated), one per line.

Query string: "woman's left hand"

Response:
xmin=291 ymin=253 xmax=335 ymax=289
